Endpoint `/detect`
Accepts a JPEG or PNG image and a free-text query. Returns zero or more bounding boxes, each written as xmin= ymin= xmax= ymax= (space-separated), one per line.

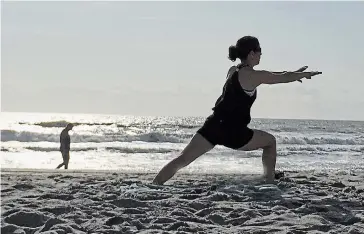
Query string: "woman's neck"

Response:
xmin=239 ymin=62 xmax=253 ymax=69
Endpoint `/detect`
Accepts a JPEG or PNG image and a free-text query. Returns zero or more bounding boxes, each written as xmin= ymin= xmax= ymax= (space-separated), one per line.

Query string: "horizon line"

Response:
xmin=1 ymin=111 xmax=363 ymax=122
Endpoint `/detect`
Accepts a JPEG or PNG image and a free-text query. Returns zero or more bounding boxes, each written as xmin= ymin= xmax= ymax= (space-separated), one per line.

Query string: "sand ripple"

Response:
xmin=1 ymin=170 xmax=364 ymax=233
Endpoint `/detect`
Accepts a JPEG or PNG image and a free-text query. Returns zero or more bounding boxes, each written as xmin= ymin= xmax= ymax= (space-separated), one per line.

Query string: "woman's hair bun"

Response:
xmin=228 ymin=45 xmax=239 ymax=62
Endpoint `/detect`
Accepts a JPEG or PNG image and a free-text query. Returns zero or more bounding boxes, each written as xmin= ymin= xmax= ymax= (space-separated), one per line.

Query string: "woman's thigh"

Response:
xmin=238 ymin=129 xmax=276 ymax=151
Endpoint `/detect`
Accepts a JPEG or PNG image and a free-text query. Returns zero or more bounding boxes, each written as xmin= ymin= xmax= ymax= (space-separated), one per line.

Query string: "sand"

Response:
xmin=1 ymin=168 xmax=364 ymax=234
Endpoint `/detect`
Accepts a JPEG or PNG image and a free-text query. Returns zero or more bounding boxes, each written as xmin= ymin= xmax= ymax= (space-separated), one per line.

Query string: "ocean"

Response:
xmin=1 ymin=112 xmax=363 ymax=174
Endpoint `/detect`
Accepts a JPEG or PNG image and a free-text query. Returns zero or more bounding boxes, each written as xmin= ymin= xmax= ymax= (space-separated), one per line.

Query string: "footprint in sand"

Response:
xmin=105 ymin=216 xmax=125 ymax=225
xmin=152 ymin=217 xmax=178 ymax=224
xmin=40 ymin=193 xmax=75 ymax=201
xmin=40 ymin=206 xmax=74 ymax=216
xmin=13 ymin=183 xmax=35 ymax=190
xmin=207 ymin=213 xmax=226 ymax=225
xmin=4 ymin=211 xmax=50 ymax=228
xmin=111 ymin=198 xmax=148 ymax=208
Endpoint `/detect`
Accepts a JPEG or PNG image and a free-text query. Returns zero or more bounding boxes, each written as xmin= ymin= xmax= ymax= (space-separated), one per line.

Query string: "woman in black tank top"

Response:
xmin=153 ymin=36 xmax=322 ymax=185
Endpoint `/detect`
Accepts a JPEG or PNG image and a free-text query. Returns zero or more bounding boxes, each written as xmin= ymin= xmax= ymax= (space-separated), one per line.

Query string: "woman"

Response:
xmin=153 ymin=36 xmax=322 ymax=184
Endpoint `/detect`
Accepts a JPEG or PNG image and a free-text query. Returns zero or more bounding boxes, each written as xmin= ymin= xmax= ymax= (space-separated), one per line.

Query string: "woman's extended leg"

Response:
xmin=153 ymin=133 xmax=214 ymax=185
xmin=238 ymin=129 xmax=277 ymax=182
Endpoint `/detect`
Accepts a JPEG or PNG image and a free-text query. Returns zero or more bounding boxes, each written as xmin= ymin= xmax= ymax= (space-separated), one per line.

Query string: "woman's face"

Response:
xmin=250 ymin=46 xmax=262 ymax=66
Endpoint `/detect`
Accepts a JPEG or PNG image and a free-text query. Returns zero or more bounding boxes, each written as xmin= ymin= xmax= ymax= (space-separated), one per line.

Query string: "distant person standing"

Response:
xmin=56 ymin=123 xmax=74 ymax=169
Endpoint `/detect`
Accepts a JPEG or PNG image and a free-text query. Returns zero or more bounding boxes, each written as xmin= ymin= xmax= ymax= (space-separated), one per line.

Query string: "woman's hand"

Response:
xmin=295 ymin=66 xmax=308 ymax=72
xmin=296 ymin=66 xmax=308 ymax=82
xmin=297 ymin=70 xmax=322 ymax=83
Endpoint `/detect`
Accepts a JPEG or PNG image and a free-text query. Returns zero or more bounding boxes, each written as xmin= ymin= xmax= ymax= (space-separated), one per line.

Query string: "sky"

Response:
xmin=1 ymin=1 xmax=364 ymax=120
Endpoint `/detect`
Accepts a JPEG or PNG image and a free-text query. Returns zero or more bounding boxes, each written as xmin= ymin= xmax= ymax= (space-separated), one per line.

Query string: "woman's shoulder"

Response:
xmin=226 ymin=65 xmax=238 ymax=79
xmin=237 ymin=67 xmax=258 ymax=90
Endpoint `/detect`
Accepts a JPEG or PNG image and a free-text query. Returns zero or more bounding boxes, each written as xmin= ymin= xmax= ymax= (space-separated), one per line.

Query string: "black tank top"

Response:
xmin=212 ymin=64 xmax=257 ymax=126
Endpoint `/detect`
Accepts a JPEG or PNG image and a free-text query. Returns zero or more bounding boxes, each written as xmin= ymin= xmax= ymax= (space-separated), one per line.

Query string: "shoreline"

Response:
xmin=0 ymin=167 xmax=352 ymax=174
xmin=2 ymin=111 xmax=364 ymax=122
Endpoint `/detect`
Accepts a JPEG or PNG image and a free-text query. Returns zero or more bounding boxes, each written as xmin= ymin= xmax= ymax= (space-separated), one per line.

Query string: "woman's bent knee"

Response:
xmin=261 ymin=132 xmax=276 ymax=150
xmin=267 ymin=133 xmax=276 ymax=146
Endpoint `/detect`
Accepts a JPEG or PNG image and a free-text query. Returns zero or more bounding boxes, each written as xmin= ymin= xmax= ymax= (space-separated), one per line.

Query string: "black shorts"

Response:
xmin=197 ymin=115 xmax=254 ymax=149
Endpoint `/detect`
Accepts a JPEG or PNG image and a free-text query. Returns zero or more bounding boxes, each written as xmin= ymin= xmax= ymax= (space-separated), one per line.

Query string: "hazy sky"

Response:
xmin=2 ymin=1 xmax=364 ymax=120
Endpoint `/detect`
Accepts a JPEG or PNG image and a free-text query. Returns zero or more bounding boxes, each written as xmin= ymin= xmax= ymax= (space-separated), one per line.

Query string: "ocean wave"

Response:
xmin=271 ymin=127 xmax=300 ymax=132
xmin=3 ymin=143 xmax=362 ymax=154
xmin=1 ymin=145 xmax=176 ymax=154
xmin=104 ymin=146 xmax=175 ymax=154
xmin=0 ymin=147 xmax=20 ymax=153
xmin=19 ymin=120 xmax=201 ymax=129
xmin=277 ymin=136 xmax=363 ymax=145
xmin=20 ymin=120 xmax=116 ymax=128
xmin=282 ymin=145 xmax=364 ymax=153
xmin=2 ymin=129 xmax=363 ymax=146
xmin=1 ymin=130 xmax=186 ymax=144
xmin=24 ymin=146 xmax=98 ymax=152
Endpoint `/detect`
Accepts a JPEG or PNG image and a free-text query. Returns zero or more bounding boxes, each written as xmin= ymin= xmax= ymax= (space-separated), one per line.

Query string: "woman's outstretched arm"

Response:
xmin=270 ymin=65 xmax=308 ymax=74
xmin=241 ymin=68 xmax=322 ymax=89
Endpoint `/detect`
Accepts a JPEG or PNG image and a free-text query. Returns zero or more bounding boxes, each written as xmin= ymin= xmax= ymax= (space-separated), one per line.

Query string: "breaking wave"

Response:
xmin=1 ymin=130 xmax=187 ymax=144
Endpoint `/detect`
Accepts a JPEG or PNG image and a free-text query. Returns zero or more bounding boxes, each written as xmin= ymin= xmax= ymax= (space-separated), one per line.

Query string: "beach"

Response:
xmin=1 ymin=112 xmax=364 ymax=233
xmin=1 ymin=168 xmax=364 ymax=234
xmin=3 ymin=1 xmax=364 ymax=233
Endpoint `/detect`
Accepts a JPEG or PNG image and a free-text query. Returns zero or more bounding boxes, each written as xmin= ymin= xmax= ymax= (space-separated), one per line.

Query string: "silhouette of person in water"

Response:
xmin=56 ymin=123 xmax=74 ymax=169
